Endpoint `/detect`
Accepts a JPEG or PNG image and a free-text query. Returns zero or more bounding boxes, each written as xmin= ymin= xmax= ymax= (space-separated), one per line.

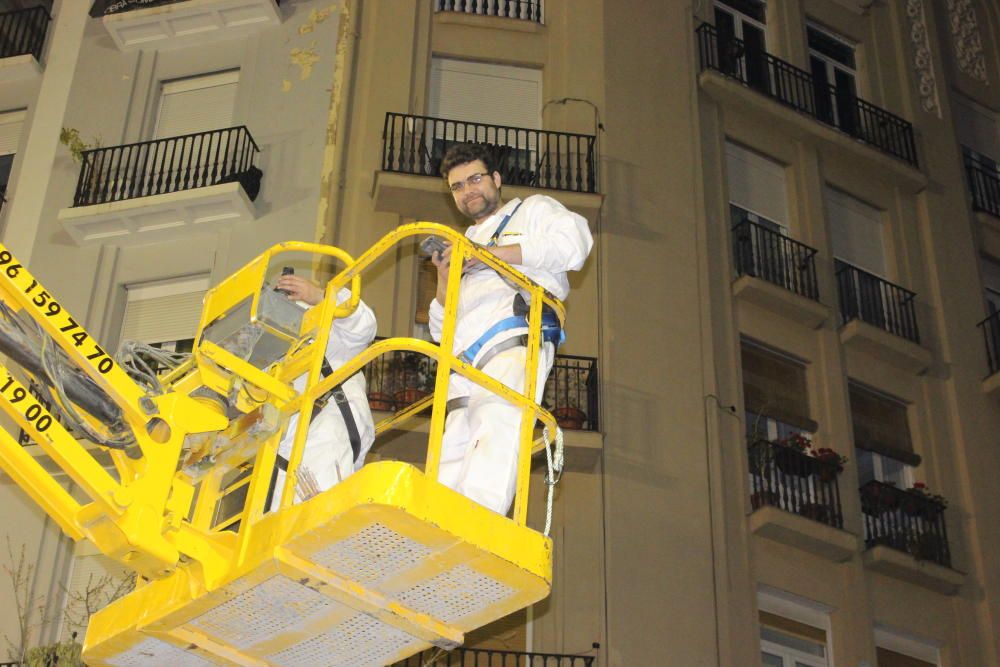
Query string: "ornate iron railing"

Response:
xmin=391 ymin=646 xmax=595 ymax=666
xmin=732 ymin=218 xmax=819 ymax=300
xmin=747 ymin=439 xmax=844 ymax=529
xmin=363 ymin=340 xmax=599 ymax=431
xmin=834 ymin=260 xmax=919 ymax=343
xmin=695 ymin=23 xmax=918 ymax=167
xmin=978 ymin=309 xmax=1000 ymax=376
xmin=434 ymin=0 xmax=543 ymax=23
xmin=0 ymin=6 xmax=50 ymax=62
xmin=72 ymin=126 xmax=262 ymax=207
xmin=382 ymin=112 xmax=598 ymax=194
xmin=859 ymin=480 xmax=951 ymax=567
xmin=964 ymin=151 xmax=1000 ymax=218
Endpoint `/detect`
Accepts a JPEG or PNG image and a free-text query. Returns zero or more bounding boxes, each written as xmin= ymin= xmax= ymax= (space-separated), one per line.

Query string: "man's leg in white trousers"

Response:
xmin=455 ymin=343 xmax=554 ymax=514
xmin=269 ymin=408 xmax=355 ymax=511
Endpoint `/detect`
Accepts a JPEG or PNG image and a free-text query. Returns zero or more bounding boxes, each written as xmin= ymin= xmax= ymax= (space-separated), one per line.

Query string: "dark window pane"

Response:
xmin=807 ymin=26 xmax=856 ymax=68
xmin=717 ymin=0 xmax=766 ymax=23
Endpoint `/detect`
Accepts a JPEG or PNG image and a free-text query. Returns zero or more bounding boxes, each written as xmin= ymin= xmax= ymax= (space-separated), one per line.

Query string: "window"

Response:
xmin=982 ymin=256 xmax=1000 ymax=315
xmin=808 ymin=24 xmax=858 ymax=133
xmin=875 ymin=627 xmax=940 ymax=667
xmin=758 ymin=588 xmax=831 ymax=667
xmin=742 ymin=341 xmax=816 ymax=440
xmin=826 ymin=186 xmax=885 ymax=276
xmin=0 ymin=109 xmax=24 ymax=209
xmin=849 ymin=381 xmax=918 ymax=487
xmin=952 ymin=94 xmax=1000 ymax=161
xmin=714 ymin=0 xmax=768 ymax=88
xmin=120 ymin=276 xmax=209 ymax=361
xmin=154 ymin=70 xmax=239 ymax=139
xmin=726 ymin=141 xmax=788 ymax=230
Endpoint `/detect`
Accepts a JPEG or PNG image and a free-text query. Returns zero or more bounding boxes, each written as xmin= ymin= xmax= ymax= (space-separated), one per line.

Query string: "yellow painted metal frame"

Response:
xmin=0 ymin=222 xmax=562 ymax=665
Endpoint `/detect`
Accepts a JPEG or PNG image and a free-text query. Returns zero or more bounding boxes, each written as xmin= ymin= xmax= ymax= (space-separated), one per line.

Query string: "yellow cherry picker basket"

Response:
xmin=0 ymin=223 xmax=563 ymax=666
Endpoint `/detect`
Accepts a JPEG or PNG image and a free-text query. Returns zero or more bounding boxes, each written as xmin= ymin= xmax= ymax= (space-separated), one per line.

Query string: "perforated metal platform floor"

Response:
xmin=82 ymin=462 xmax=553 ymax=667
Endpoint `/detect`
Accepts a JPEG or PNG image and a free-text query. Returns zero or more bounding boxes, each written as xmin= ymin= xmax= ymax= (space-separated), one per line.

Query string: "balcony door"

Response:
xmin=953 ymin=95 xmax=1000 ymax=212
xmin=807 ymin=24 xmax=858 ymax=135
xmin=714 ymin=0 xmax=768 ymax=90
xmin=428 ymin=57 xmax=541 ymax=183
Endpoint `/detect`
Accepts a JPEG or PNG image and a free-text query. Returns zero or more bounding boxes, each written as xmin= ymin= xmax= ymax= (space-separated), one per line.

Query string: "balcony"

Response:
xmin=860 ymin=481 xmax=964 ymax=594
xmin=363 ymin=341 xmax=599 ymax=432
xmin=57 ymin=126 xmax=262 ymax=246
xmin=376 ymin=112 xmax=601 ymax=222
xmin=695 ymin=23 xmax=919 ymax=170
xmin=0 ymin=7 xmax=50 ymax=81
xmin=965 ymin=152 xmax=1000 ymax=219
xmin=95 ymin=0 xmax=282 ymax=52
xmin=834 ymin=260 xmax=930 ymax=374
xmin=746 ymin=439 xmax=856 ymax=562
xmin=434 ymin=0 xmax=543 ymax=24
xmin=731 ymin=218 xmax=828 ymax=328
xmin=978 ymin=310 xmax=1000 ymax=394
xmin=391 ymin=646 xmax=594 ymax=666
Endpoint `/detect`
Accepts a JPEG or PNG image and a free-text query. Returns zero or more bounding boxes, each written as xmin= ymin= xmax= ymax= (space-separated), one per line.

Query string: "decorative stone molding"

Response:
xmin=906 ymin=0 xmax=941 ymax=117
xmin=947 ymin=0 xmax=988 ymax=83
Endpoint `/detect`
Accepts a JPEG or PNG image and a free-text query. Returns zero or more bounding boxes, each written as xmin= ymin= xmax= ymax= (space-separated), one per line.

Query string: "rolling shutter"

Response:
xmin=726 ymin=141 xmax=788 ymax=227
xmin=120 ymin=275 xmax=209 ymax=345
xmin=0 ymin=109 xmax=25 ymax=156
xmin=154 ymin=70 xmax=239 ymax=139
xmin=848 ymin=382 xmax=918 ymax=465
xmin=826 ymin=187 xmax=886 ymax=276
xmin=741 ymin=342 xmax=816 ymax=432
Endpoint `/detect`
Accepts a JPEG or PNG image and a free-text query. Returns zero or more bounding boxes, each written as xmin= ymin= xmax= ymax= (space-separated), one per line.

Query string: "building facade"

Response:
xmin=0 ymin=1 xmax=998 ymax=666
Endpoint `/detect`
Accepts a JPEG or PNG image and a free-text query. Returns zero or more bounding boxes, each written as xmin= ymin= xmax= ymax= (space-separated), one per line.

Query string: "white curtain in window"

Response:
xmin=825 ymin=186 xmax=886 ymax=275
xmin=726 ymin=142 xmax=789 ymax=226
xmin=121 ymin=275 xmax=209 ymax=345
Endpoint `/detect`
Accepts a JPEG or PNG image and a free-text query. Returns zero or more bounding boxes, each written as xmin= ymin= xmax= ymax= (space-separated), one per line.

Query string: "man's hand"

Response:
xmin=431 ymin=243 xmax=456 ymax=303
xmin=276 ymin=274 xmax=324 ymax=305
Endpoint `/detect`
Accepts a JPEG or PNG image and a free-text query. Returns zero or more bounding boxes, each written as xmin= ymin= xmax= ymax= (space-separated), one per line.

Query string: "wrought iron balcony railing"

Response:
xmin=964 ymin=152 xmax=1000 ymax=218
xmin=391 ymin=646 xmax=595 ymax=667
xmin=91 ymin=0 xmax=280 ymax=16
xmin=695 ymin=23 xmax=918 ymax=167
xmin=72 ymin=126 xmax=262 ymax=207
xmin=732 ymin=218 xmax=819 ymax=300
xmin=382 ymin=112 xmax=598 ymax=194
xmin=859 ymin=480 xmax=951 ymax=568
xmin=434 ymin=0 xmax=543 ymax=23
xmin=362 ymin=339 xmax=599 ymax=431
xmin=747 ymin=439 xmax=845 ymax=529
xmin=0 ymin=6 xmax=50 ymax=62
xmin=834 ymin=259 xmax=920 ymax=343
xmin=978 ymin=309 xmax=1000 ymax=376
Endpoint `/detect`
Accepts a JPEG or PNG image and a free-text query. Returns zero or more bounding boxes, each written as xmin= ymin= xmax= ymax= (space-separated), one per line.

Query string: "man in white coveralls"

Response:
xmin=429 ymin=142 xmax=593 ymax=515
xmin=268 ymin=273 xmax=377 ymax=509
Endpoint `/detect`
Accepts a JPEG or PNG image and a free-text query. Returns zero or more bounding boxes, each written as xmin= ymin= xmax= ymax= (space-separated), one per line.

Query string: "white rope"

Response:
xmin=543 ymin=425 xmax=564 ymax=537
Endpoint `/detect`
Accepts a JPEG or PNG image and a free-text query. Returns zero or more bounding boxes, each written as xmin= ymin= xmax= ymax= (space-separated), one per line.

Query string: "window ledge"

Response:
xmin=698 ymin=70 xmax=927 ymax=194
xmin=57 ymin=182 xmax=257 ymax=246
xmin=732 ymin=275 xmax=828 ymax=329
xmin=101 ymin=0 xmax=282 ymax=52
xmin=862 ymin=545 xmax=964 ymax=595
xmin=839 ymin=319 xmax=932 ymax=375
xmin=373 ymin=170 xmax=604 ymax=223
xmin=749 ymin=505 xmax=857 ymax=562
xmin=0 ymin=53 xmax=41 ymax=82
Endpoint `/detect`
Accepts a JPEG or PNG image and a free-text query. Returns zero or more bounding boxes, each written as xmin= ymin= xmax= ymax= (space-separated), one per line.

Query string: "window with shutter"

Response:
xmin=121 ymin=275 xmax=209 ymax=347
xmin=757 ymin=589 xmax=830 ymax=667
xmin=726 ymin=141 xmax=788 ymax=229
xmin=825 ymin=186 xmax=886 ymax=276
xmin=0 ymin=108 xmax=24 ymax=205
xmin=741 ymin=341 xmax=816 ymax=435
xmin=952 ymin=93 xmax=1000 ymax=160
xmin=982 ymin=255 xmax=1000 ymax=314
xmin=154 ymin=70 xmax=239 ymax=140
xmin=874 ymin=627 xmax=940 ymax=667
xmin=848 ymin=381 xmax=917 ymax=466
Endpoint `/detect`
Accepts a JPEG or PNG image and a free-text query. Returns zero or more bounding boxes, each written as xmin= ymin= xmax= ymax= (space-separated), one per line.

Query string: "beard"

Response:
xmin=459 ymin=190 xmax=500 ymax=221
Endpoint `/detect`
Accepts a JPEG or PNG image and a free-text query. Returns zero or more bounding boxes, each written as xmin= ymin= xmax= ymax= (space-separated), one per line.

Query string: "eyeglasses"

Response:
xmin=448 ymin=172 xmax=491 ymax=193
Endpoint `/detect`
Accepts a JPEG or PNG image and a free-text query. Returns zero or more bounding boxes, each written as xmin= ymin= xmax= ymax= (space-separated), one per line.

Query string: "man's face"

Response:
xmin=447 ymin=159 xmax=502 ymax=223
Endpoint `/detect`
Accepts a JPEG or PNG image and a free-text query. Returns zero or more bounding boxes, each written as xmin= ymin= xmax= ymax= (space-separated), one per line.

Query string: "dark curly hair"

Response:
xmin=439 ymin=142 xmax=498 ymax=179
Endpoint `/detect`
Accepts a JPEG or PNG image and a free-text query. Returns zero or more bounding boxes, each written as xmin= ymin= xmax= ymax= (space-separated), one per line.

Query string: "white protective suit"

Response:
xmin=428 ymin=195 xmax=593 ymax=514
xmin=270 ymin=288 xmax=377 ymax=509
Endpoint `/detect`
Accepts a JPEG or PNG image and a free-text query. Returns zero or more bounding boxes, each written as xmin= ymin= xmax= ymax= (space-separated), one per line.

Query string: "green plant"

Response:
xmin=58 ymin=128 xmax=101 ymax=163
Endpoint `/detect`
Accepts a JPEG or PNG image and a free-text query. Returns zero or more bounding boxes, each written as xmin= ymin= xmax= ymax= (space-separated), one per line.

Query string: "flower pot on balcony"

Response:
xmin=393 ymin=388 xmax=429 ymax=409
xmin=367 ymin=392 xmax=394 ymax=412
xmin=774 ymin=447 xmax=809 ymax=477
xmin=553 ymin=406 xmax=587 ymax=430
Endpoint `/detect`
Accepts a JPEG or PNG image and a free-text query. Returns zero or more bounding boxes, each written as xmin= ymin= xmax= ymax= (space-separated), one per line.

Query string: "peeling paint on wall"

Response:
xmin=299 ymin=5 xmax=337 ymax=36
xmin=290 ymin=43 xmax=320 ymax=80
xmin=283 ymin=4 xmax=338 ymax=92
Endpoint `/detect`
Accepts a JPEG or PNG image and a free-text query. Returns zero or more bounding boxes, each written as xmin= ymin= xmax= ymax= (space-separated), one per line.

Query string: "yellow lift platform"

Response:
xmin=0 ymin=223 xmax=564 ymax=666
